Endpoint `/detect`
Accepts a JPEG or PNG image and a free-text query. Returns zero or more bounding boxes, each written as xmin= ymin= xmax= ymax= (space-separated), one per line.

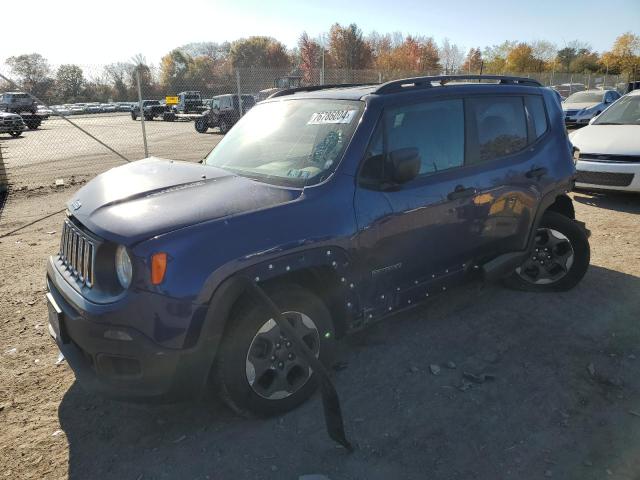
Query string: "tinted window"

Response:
xmin=467 ymin=96 xmax=527 ymax=163
xmin=525 ymin=96 xmax=548 ymax=139
xmin=386 ymin=99 xmax=464 ymax=175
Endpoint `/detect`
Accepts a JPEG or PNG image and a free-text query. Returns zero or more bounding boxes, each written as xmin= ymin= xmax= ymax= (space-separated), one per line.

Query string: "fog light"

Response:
xmin=103 ymin=329 xmax=133 ymax=341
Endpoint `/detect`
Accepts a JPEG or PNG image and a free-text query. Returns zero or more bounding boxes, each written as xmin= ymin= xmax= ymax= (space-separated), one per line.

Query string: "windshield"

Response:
xmin=565 ymin=92 xmax=604 ymax=104
xmin=593 ymin=95 xmax=640 ymax=125
xmin=204 ymin=99 xmax=364 ymax=187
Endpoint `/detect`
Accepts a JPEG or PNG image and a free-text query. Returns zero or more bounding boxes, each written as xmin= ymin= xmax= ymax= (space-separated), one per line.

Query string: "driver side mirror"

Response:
xmin=388 ymin=148 xmax=421 ymax=184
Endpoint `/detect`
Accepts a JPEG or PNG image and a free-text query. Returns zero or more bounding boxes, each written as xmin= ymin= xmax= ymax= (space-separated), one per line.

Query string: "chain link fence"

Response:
xmin=0 ymin=64 xmax=626 ymax=233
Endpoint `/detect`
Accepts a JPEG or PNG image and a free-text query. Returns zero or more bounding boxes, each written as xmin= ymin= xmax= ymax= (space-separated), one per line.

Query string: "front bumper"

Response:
xmin=575 ymin=159 xmax=640 ymax=192
xmin=46 ymin=257 xmax=213 ymax=400
xmin=0 ymin=124 xmax=25 ymax=133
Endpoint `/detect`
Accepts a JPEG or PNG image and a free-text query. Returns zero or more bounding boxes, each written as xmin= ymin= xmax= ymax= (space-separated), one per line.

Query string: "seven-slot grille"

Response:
xmin=59 ymin=219 xmax=96 ymax=287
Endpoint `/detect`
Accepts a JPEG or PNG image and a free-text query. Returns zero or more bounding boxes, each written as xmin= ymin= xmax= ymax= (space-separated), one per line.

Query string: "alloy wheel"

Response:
xmin=516 ymin=228 xmax=575 ymax=285
xmin=245 ymin=311 xmax=320 ymax=400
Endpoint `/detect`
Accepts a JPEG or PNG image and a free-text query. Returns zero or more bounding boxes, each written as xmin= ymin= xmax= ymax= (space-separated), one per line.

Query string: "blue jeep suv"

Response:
xmin=46 ymin=76 xmax=590 ymax=415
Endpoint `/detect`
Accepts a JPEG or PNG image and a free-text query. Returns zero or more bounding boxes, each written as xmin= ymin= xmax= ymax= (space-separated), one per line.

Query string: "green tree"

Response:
xmin=5 ymin=53 xmax=52 ymax=98
xmin=160 ymin=49 xmax=193 ymax=92
xmin=55 ymin=64 xmax=85 ymax=102
xmin=229 ymin=36 xmax=291 ymax=68
xmin=104 ymin=62 xmax=133 ymax=100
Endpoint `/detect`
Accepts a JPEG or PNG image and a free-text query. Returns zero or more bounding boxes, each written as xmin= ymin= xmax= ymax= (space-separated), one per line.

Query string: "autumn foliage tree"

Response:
xmin=461 ymin=48 xmax=483 ymax=73
xmin=298 ymin=32 xmax=323 ymax=82
xmin=328 ymin=23 xmax=372 ymax=69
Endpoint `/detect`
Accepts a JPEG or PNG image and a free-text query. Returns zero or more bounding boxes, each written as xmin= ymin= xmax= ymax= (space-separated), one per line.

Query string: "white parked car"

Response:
xmin=570 ymin=89 xmax=640 ymax=192
xmin=563 ymin=89 xmax=621 ymax=127
xmin=51 ymin=105 xmax=72 ymax=116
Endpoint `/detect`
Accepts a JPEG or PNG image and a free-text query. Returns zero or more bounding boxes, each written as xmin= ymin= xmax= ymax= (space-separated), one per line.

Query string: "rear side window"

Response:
xmin=525 ymin=95 xmax=548 ymax=139
xmin=386 ymin=99 xmax=465 ymax=175
xmin=467 ymin=96 xmax=527 ymax=164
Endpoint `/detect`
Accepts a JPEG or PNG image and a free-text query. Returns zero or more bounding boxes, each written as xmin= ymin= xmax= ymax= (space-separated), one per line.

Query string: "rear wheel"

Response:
xmin=213 ymin=284 xmax=335 ymax=416
xmin=9 ymin=131 xmax=21 ymax=138
xmin=503 ymin=211 xmax=590 ymax=292
xmin=131 ymin=111 xmax=137 ymax=120
xmin=218 ymin=119 xmax=229 ymax=134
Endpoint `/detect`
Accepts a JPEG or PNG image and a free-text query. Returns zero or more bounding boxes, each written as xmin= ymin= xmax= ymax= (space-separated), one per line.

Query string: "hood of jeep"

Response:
xmin=69 ymin=157 xmax=301 ymax=245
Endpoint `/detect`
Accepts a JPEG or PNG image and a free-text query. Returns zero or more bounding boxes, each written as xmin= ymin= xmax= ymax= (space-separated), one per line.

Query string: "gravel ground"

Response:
xmin=0 ymin=188 xmax=639 ymax=480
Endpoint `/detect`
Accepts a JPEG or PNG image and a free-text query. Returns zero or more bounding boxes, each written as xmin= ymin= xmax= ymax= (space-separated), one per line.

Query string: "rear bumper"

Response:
xmin=46 ymin=257 xmax=213 ymax=401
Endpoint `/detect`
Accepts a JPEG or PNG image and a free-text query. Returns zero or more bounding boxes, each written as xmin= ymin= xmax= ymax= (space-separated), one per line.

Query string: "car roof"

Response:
xmin=265 ymin=76 xmax=545 ymax=102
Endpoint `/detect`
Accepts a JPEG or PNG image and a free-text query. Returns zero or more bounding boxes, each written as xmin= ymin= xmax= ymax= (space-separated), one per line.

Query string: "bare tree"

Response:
xmin=440 ymin=39 xmax=464 ymax=74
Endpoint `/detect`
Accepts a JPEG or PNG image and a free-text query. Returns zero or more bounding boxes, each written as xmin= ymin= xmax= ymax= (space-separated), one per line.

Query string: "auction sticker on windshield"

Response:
xmin=308 ymin=110 xmax=357 ymax=125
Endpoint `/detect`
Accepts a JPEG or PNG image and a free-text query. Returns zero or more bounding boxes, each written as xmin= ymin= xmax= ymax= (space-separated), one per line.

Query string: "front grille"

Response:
xmin=580 ymin=153 xmax=640 ymax=163
xmin=565 ymin=110 xmax=579 ymax=116
xmin=576 ymin=170 xmax=634 ymax=187
xmin=59 ymin=219 xmax=97 ymax=287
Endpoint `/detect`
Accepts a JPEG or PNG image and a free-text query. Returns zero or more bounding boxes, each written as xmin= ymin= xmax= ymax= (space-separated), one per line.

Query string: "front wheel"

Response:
xmin=218 ymin=119 xmax=229 ymax=134
xmin=503 ymin=211 xmax=590 ymax=292
xmin=131 ymin=111 xmax=137 ymax=120
xmin=213 ymin=284 xmax=335 ymax=417
xmin=9 ymin=130 xmax=22 ymax=138
xmin=194 ymin=117 xmax=209 ymax=133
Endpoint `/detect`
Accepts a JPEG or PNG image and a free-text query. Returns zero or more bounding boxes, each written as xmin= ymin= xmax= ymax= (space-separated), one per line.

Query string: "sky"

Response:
xmin=1 ymin=0 xmax=639 ymax=68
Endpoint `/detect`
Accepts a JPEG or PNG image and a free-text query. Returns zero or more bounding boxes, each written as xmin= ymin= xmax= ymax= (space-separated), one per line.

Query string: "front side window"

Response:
xmin=205 ymin=99 xmax=364 ymax=187
xmin=386 ymin=99 xmax=465 ymax=175
xmin=467 ymin=96 xmax=528 ymax=163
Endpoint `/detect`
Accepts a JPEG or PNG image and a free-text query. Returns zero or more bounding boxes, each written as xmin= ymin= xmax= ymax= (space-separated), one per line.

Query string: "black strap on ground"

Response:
xmin=240 ymin=277 xmax=354 ymax=452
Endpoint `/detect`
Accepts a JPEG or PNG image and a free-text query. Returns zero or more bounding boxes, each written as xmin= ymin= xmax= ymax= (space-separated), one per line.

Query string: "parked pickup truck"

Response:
xmin=46 ymin=76 xmax=590 ymax=417
xmin=131 ymin=100 xmax=167 ymax=121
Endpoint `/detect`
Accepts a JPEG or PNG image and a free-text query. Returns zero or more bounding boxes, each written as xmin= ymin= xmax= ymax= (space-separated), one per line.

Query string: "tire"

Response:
xmin=9 ymin=131 xmax=21 ymax=138
xmin=194 ymin=117 xmax=209 ymax=133
xmin=131 ymin=112 xmax=137 ymax=121
xmin=213 ymin=284 xmax=335 ymax=417
xmin=503 ymin=211 xmax=590 ymax=292
xmin=144 ymin=115 xmax=153 ymax=121
xmin=218 ymin=119 xmax=229 ymax=134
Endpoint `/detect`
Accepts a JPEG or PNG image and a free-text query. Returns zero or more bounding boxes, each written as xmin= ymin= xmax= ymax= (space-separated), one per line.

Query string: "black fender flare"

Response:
xmin=182 ymin=247 xmax=361 ymax=391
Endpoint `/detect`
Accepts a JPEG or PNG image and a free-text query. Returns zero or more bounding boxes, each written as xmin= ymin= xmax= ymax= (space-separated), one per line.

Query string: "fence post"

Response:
xmin=236 ymin=69 xmax=244 ymax=117
xmin=0 ymin=142 xmax=7 ymax=194
xmin=136 ymin=70 xmax=149 ymax=158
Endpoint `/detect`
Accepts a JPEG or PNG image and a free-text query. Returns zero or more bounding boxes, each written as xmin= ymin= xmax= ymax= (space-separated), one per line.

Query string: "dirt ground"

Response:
xmin=0 ymin=188 xmax=639 ymax=480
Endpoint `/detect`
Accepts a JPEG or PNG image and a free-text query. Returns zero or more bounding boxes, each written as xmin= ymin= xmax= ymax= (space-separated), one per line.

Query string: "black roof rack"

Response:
xmin=268 ymin=83 xmax=377 ymax=99
xmin=374 ymin=75 xmax=542 ymax=94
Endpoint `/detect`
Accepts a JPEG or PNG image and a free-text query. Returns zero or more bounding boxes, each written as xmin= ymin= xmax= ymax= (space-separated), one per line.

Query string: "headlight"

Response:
xmin=573 ymin=147 xmax=580 ymax=165
xmin=115 ymin=245 xmax=132 ymax=289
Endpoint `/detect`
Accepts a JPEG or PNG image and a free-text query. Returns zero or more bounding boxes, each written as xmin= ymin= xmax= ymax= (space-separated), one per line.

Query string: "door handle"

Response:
xmin=526 ymin=167 xmax=548 ymax=179
xmin=447 ymin=185 xmax=477 ymax=200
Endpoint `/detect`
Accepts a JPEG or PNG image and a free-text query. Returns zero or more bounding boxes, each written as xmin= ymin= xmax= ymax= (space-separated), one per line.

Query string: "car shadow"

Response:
xmin=59 ymin=265 xmax=640 ymax=479
xmin=573 ymin=191 xmax=640 ymax=214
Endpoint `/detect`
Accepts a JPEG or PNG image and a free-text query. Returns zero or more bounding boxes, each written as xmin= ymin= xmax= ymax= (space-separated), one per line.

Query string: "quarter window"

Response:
xmin=386 ymin=99 xmax=465 ymax=176
xmin=467 ymin=96 xmax=528 ymax=163
xmin=525 ymin=96 xmax=548 ymax=139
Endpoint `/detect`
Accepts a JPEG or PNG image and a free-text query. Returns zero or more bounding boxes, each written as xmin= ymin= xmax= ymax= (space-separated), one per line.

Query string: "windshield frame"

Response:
xmin=203 ymin=97 xmax=366 ymax=188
